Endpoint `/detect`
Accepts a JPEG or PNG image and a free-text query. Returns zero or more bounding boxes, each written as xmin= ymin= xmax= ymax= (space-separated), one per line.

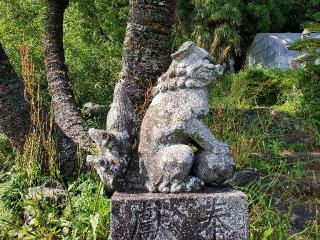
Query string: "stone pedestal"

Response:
xmin=111 ymin=188 xmax=249 ymax=240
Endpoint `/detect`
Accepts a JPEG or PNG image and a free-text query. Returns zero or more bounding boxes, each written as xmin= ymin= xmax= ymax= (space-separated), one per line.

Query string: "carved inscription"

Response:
xmin=215 ymin=199 xmax=232 ymax=240
xmin=132 ymin=203 xmax=160 ymax=240
xmin=200 ymin=198 xmax=231 ymax=239
xmin=111 ymin=191 xmax=249 ymax=240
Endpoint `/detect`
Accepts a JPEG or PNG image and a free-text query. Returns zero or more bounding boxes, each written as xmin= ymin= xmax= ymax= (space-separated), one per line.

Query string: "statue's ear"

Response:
xmin=171 ymin=41 xmax=195 ymax=61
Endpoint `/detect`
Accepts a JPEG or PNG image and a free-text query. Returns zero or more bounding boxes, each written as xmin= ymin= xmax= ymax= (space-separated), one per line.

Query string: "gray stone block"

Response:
xmin=111 ymin=188 xmax=249 ymax=240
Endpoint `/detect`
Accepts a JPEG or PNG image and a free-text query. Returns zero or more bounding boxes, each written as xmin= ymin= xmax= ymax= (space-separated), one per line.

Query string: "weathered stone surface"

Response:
xmin=24 ymin=181 xmax=65 ymax=225
xmin=87 ymin=81 xmax=136 ymax=189
xmin=139 ymin=41 xmax=235 ymax=193
xmin=291 ymin=203 xmax=320 ymax=232
xmin=193 ymin=146 xmax=235 ymax=186
xmin=26 ymin=180 xmax=64 ymax=202
xmin=233 ymin=169 xmax=261 ymax=187
xmin=81 ymin=102 xmax=109 ymax=117
xmin=111 ymin=188 xmax=249 ymax=240
xmin=87 ymin=0 xmax=176 ymax=193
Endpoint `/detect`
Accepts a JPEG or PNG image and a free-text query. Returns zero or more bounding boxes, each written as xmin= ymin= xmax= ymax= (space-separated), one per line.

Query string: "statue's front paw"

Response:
xmin=169 ymin=179 xmax=186 ymax=193
xmin=158 ymin=177 xmax=204 ymax=193
xmin=157 ymin=179 xmax=187 ymax=193
xmin=185 ymin=176 xmax=205 ymax=192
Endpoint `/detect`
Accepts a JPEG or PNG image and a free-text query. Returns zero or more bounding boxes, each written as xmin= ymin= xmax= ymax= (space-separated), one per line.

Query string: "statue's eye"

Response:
xmin=204 ymin=55 xmax=215 ymax=63
xmin=99 ymin=160 xmax=106 ymax=167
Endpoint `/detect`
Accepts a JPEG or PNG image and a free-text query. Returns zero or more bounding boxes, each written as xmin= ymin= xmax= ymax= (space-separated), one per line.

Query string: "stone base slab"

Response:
xmin=111 ymin=188 xmax=249 ymax=240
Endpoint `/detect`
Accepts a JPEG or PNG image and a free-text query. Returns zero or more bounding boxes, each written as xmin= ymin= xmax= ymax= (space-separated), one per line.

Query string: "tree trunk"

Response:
xmin=0 ymin=43 xmax=31 ymax=151
xmin=88 ymin=0 xmax=177 ymax=192
xmin=121 ymin=0 xmax=176 ymax=117
xmin=44 ymin=0 xmax=91 ymax=149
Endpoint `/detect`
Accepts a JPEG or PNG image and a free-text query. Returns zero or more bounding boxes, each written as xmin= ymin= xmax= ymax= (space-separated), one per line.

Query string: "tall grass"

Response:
xmin=19 ymin=44 xmax=58 ymax=183
xmin=0 ymin=45 xmax=111 ymax=240
xmin=210 ymin=68 xmax=320 ymax=239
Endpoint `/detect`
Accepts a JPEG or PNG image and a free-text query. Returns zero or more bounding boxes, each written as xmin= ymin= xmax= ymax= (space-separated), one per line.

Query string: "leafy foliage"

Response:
xmin=290 ymin=38 xmax=320 ymax=50
xmin=289 ymin=11 xmax=320 ymax=69
xmin=0 ymin=165 xmax=111 ymax=239
xmin=64 ymin=0 xmax=128 ymax=105
xmin=0 ymin=0 xmax=128 ymax=107
xmin=175 ymin=0 xmax=319 ymax=68
xmin=193 ymin=0 xmax=242 ymax=62
xmin=209 ymin=68 xmax=302 ymax=108
xmin=297 ymin=68 xmax=320 ymax=129
xmin=208 ymin=67 xmax=320 ymax=161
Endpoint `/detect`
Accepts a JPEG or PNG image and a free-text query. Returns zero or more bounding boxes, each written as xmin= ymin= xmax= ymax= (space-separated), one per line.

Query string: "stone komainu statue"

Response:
xmin=139 ymin=41 xmax=235 ymax=193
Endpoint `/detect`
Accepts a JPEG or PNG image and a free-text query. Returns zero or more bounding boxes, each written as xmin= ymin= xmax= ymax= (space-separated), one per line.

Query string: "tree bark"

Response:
xmin=121 ymin=0 xmax=176 ymax=117
xmin=44 ymin=0 xmax=91 ymax=149
xmin=0 ymin=43 xmax=31 ymax=151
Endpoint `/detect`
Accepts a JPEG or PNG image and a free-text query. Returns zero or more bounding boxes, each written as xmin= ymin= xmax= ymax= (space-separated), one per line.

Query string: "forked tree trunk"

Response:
xmin=44 ymin=0 xmax=91 ymax=149
xmin=91 ymin=0 xmax=177 ymax=192
xmin=0 ymin=43 xmax=31 ymax=151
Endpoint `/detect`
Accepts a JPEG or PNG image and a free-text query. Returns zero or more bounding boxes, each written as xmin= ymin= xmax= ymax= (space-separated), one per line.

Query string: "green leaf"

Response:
xmin=262 ymin=227 xmax=274 ymax=240
xmin=289 ymin=38 xmax=320 ymax=50
xmin=90 ymin=213 xmax=99 ymax=240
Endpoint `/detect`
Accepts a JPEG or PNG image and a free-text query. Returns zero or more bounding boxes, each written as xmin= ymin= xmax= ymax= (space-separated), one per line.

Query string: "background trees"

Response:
xmin=174 ymin=0 xmax=319 ymax=69
xmin=0 ymin=0 xmax=127 ymax=110
xmin=45 ymin=0 xmax=91 ymax=149
xmin=1 ymin=0 xmax=318 ymax=102
xmin=193 ymin=0 xmax=242 ymax=64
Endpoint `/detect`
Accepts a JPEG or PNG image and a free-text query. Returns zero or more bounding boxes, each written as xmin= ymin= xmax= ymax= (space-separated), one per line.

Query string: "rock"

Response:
xmin=260 ymin=175 xmax=300 ymax=196
xmin=24 ymin=180 xmax=64 ymax=226
xmin=296 ymin=176 xmax=320 ymax=195
xmin=111 ymin=188 xmax=249 ymax=240
xmin=250 ymin=152 xmax=320 ymax=170
xmin=232 ymin=169 xmax=261 ymax=187
xmin=26 ymin=180 xmax=64 ymax=203
xmin=257 ymin=174 xmax=320 ymax=212
xmin=193 ymin=147 xmax=235 ymax=185
xmin=139 ymin=41 xmax=235 ymax=193
xmin=291 ymin=203 xmax=319 ymax=232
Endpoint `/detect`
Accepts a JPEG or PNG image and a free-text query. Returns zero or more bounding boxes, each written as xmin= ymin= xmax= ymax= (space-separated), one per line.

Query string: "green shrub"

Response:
xmin=0 ymin=168 xmax=111 ymax=240
xmin=297 ymin=67 xmax=320 ymax=128
xmin=210 ymin=68 xmax=303 ymax=109
xmin=210 ymin=67 xmax=320 ymax=133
